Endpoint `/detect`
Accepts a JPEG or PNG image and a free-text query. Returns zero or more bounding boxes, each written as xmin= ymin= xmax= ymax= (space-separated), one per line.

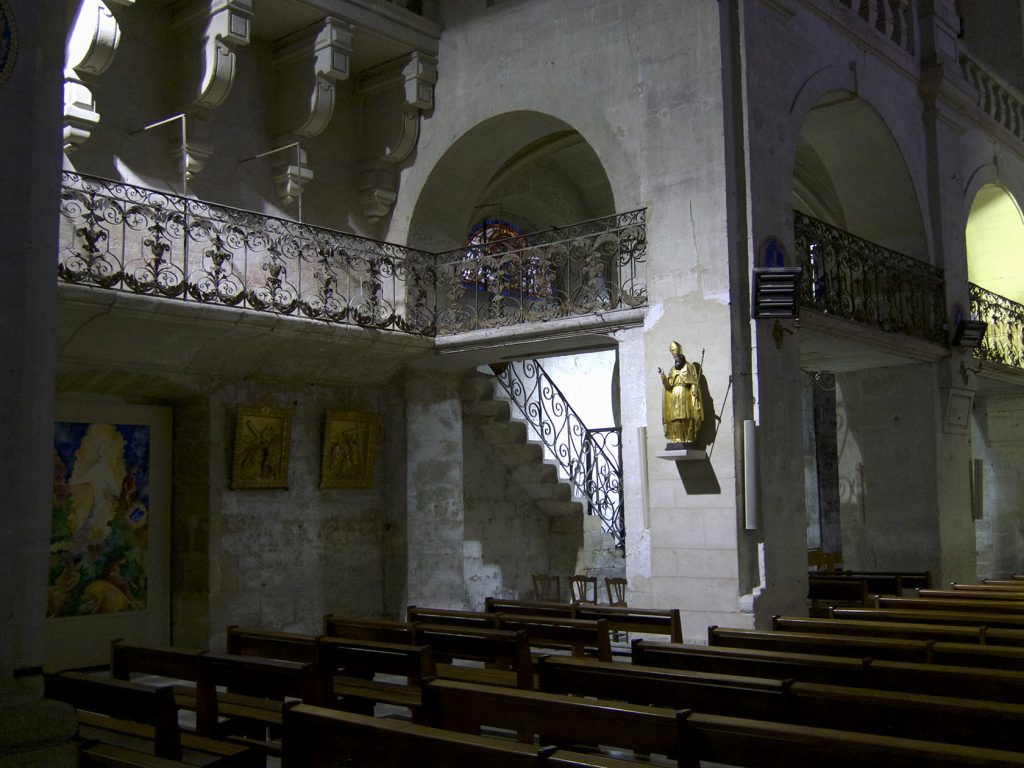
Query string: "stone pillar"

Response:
xmin=0 ymin=0 xmax=78 ymax=764
xmin=404 ymin=372 xmax=466 ymax=609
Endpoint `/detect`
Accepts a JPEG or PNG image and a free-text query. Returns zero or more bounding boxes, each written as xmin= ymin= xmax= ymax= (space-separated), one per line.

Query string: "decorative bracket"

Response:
xmin=274 ymin=18 xmax=353 ymax=139
xmin=272 ymin=146 xmax=314 ymax=206
xmin=63 ymin=0 xmax=134 ymax=152
xmin=176 ymin=0 xmax=253 ymax=110
xmin=356 ymin=51 xmax=437 ymax=223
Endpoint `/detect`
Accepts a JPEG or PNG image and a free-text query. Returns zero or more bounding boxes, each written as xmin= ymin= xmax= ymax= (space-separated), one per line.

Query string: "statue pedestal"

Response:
xmin=656 ymin=447 xmax=708 ymax=462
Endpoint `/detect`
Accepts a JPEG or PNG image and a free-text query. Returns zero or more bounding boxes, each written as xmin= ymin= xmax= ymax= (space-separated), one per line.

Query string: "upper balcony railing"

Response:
xmin=794 ymin=211 xmax=947 ymax=344
xmin=431 ymin=210 xmax=647 ymax=336
xmin=959 ymin=52 xmax=1024 ymax=144
xmin=57 ymin=172 xmax=647 ymax=337
xmin=833 ymin=0 xmax=917 ymax=56
xmin=970 ymin=282 xmax=1024 ymax=370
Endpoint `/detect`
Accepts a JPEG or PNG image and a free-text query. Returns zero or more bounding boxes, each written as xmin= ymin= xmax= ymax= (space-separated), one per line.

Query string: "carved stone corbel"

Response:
xmin=175 ymin=0 xmax=253 ymax=110
xmin=170 ymin=112 xmax=214 ymax=190
xmin=357 ymin=51 xmax=437 ymax=223
xmin=274 ymin=18 xmax=353 ymax=139
xmin=272 ymin=147 xmax=314 ymax=205
xmin=63 ymin=0 xmax=134 ymax=152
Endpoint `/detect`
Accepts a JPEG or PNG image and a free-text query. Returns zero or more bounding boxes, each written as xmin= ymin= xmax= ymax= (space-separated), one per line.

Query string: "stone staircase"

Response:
xmin=460 ymin=370 xmax=624 ymax=584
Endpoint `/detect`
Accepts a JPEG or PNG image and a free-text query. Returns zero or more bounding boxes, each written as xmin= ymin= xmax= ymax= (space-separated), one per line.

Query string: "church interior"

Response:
xmin=2 ymin=0 xmax=1024 ymax=764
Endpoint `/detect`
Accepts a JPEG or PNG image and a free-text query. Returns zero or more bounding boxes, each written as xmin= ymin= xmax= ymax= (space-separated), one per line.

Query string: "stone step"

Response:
xmin=501 ymin=443 xmax=545 ymax=465
xmin=510 ymin=461 xmax=559 ymax=486
xmin=479 ymin=420 xmax=527 ymax=444
xmin=462 ymin=399 xmax=511 ymax=419
xmin=537 ymin=499 xmax=586 ymax=516
xmin=460 ymin=373 xmax=496 ymax=402
xmin=521 ymin=481 xmax=572 ymax=502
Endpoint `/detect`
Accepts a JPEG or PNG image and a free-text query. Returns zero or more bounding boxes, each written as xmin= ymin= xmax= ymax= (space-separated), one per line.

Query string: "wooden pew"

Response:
xmin=322 ymin=615 xmax=417 ymax=644
xmin=984 ymin=579 xmax=1024 ymax=587
xmin=833 ymin=607 xmax=1024 ymax=630
xmin=483 ymin=598 xmax=573 ymax=618
xmin=110 ymin=641 xmax=206 ymax=713
xmin=836 ymin=570 xmax=933 ymax=592
xmin=676 ymin=710 xmax=1024 ymax=768
xmin=573 ymin=604 xmax=683 ymax=643
xmin=878 ymin=596 xmax=1024 ymax=615
xmin=807 ymin=576 xmax=871 ymax=615
xmin=45 ymin=670 xmax=258 ymax=767
xmin=422 ymin=678 xmax=681 ymax=760
xmin=534 ymin=654 xmax=1024 ymax=752
xmin=194 ymin=652 xmax=321 ymax=751
xmin=496 ymin=614 xmax=612 ymax=662
xmin=921 ymin=589 xmax=1024 ymax=601
xmin=771 ymin=615 xmax=986 ymax=644
xmin=406 ymin=605 xmax=499 ymax=629
xmin=953 ymin=583 xmax=1024 ymax=593
xmin=281 ymin=703 xmax=552 ymax=768
xmin=631 ymin=640 xmax=1024 ymax=703
xmin=314 ymin=636 xmax=434 ymax=720
xmin=225 ymin=626 xmax=316 ymax=664
xmin=708 ymin=626 xmax=932 ymax=663
xmin=414 ymin=624 xmax=533 ymax=689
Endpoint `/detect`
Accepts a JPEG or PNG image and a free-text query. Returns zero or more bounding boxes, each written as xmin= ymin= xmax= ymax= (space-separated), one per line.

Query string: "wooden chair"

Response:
xmin=605 ymin=577 xmax=626 ymax=606
xmin=569 ymin=575 xmax=597 ymax=604
xmin=532 ymin=573 xmax=561 ymax=602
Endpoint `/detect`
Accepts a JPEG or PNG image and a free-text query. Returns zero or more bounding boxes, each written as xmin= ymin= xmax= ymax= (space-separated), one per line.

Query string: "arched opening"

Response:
xmin=966 ymin=183 xmax=1024 ymax=303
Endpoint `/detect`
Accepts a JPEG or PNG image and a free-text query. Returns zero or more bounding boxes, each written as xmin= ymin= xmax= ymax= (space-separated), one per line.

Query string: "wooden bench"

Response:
xmin=676 ymin=709 xmax=1024 ymax=768
xmin=496 ymin=614 xmax=612 ymax=662
xmin=109 ymin=641 xmax=206 ymax=713
xmin=533 ymin=654 xmax=1024 ymax=752
xmin=224 ymin=626 xmax=316 ymax=664
xmin=953 ymin=583 xmax=1024 ymax=593
xmin=46 ymin=671 xmax=259 ymax=768
xmin=406 ymin=605 xmax=500 ymax=629
xmin=833 ymin=607 xmax=1024 ymax=629
xmin=322 ymin=615 xmax=417 ymax=644
xmin=984 ymin=579 xmax=1024 ymax=587
xmin=414 ymin=623 xmax=533 ymax=689
xmin=484 ymin=598 xmax=574 ymax=618
xmin=709 ymin=626 xmax=933 ymax=663
xmin=771 ymin=615 xmax=986 ymax=644
xmin=631 ymin=640 xmax=1024 ymax=703
xmin=422 ymin=677 xmax=680 ymax=759
xmin=485 ymin=598 xmax=683 ymax=642
xmin=878 ymin=596 xmax=1024 ymax=614
xmin=314 ymin=636 xmax=434 ymax=720
xmin=831 ymin=570 xmax=933 ymax=592
xmin=807 ymin=576 xmax=871 ymax=615
xmin=194 ymin=652 xmax=321 ymax=751
xmin=921 ymin=589 xmax=1024 ymax=601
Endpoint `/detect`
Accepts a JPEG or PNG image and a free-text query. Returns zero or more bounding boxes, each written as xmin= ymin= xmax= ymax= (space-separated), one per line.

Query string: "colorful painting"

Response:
xmin=231 ymin=405 xmax=292 ymax=489
xmin=321 ymin=411 xmax=378 ymax=489
xmin=49 ymin=422 xmax=150 ymax=618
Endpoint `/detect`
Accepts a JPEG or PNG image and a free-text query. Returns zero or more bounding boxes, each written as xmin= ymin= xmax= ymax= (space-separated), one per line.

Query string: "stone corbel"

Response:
xmin=357 ymin=51 xmax=437 ymax=222
xmin=173 ymin=112 xmax=214 ymax=190
xmin=176 ymin=0 xmax=253 ymax=110
xmin=272 ymin=147 xmax=314 ymax=205
xmin=63 ymin=0 xmax=135 ymax=152
xmin=274 ymin=18 xmax=353 ymax=139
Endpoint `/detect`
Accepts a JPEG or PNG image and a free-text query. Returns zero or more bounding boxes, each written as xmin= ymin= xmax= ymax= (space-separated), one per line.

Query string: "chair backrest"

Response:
xmin=532 ymin=573 xmax=561 ymax=602
xmin=569 ymin=575 xmax=597 ymax=604
xmin=605 ymin=577 xmax=627 ymax=606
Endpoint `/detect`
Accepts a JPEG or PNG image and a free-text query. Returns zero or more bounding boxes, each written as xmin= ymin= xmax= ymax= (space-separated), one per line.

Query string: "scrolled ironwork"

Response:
xmin=794 ymin=211 xmax=947 ymax=344
xmin=495 ymin=359 xmax=624 ymax=550
xmin=433 ymin=210 xmax=647 ymax=336
xmin=970 ymin=282 xmax=1024 ymax=369
xmin=58 ymin=171 xmax=435 ymax=334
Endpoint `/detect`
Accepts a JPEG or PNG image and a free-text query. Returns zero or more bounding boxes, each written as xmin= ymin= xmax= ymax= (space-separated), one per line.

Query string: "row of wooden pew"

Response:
xmin=49 ymin=590 xmax=1024 ymax=767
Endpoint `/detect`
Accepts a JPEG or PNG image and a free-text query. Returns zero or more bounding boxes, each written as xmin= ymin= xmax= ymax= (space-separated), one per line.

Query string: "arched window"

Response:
xmin=460 ymin=218 xmax=554 ymax=300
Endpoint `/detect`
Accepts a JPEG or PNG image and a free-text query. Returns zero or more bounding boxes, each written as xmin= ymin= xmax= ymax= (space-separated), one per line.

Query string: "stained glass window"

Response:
xmin=461 ymin=219 xmax=554 ymax=300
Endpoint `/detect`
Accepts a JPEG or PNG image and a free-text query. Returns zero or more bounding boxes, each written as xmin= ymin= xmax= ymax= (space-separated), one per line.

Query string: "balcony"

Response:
xmin=794 ymin=211 xmax=947 ymax=346
xmin=57 ymin=172 xmax=647 ymax=341
xmin=970 ymin=283 xmax=1024 ymax=371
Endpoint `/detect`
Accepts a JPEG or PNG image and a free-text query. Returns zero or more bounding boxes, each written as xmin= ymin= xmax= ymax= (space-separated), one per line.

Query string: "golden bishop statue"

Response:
xmin=658 ymin=340 xmax=704 ymax=446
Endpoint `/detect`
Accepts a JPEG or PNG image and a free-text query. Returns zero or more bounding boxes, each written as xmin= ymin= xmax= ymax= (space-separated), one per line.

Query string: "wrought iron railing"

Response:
xmin=970 ymin=282 xmax=1024 ymax=369
xmin=960 ymin=52 xmax=1024 ymax=144
xmin=432 ymin=210 xmax=647 ymax=336
xmin=58 ymin=172 xmax=435 ymax=334
xmin=833 ymin=0 xmax=917 ymax=56
xmin=794 ymin=211 xmax=947 ymax=344
xmin=58 ymin=173 xmax=647 ymax=337
xmin=494 ymin=359 xmax=624 ymax=550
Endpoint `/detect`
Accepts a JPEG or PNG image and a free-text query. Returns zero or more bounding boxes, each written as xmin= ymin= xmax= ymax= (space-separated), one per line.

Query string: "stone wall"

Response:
xmin=974 ymin=392 xmax=1024 ymax=578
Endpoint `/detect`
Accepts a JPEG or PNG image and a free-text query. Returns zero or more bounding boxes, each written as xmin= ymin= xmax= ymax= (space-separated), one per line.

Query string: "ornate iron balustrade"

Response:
xmin=794 ymin=211 xmax=947 ymax=344
xmin=58 ymin=172 xmax=436 ymax=334
xmin=960 ymin=52 xmax=1024 ymax=143
xmin=834 ymin=0 xmax=916 ymax=55
xmin=432 ymin=210 xmax=647 ymax=336
xmin=58 ymin=173 xmax=647 ymax=337
xmin=495 ymin=359 xmax=624 ymax=550
xmin=970 ymin=282 xmax=1024 ymax=369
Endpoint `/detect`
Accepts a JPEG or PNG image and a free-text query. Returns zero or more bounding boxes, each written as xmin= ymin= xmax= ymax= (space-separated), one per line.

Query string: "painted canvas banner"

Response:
xmin=49 ymin=421 xmax=150 ymax=618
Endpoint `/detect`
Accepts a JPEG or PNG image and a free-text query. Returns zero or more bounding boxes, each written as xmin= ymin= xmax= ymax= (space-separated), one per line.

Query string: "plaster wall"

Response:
xmin=834 ymin=364 xmax=941 ymax=573
xmin=973 ymin=393 xmax=1024 ymax=578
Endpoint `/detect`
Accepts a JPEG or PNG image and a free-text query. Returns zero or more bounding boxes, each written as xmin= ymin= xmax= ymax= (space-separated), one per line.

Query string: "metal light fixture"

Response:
xmin=751 ymin=267 xmax=802 ymax=319
xmin=952 ymin=318 xmax=988 ymax=348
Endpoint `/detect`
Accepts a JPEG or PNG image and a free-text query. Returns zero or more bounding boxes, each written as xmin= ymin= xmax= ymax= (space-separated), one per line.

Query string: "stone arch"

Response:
xmin=790 ymin=89 xmax=928 ymax=260
xmin=966 ymin=183 xmax=1024 ymax=303
xmin=406 ymin=111 xmax=616 ymax=252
